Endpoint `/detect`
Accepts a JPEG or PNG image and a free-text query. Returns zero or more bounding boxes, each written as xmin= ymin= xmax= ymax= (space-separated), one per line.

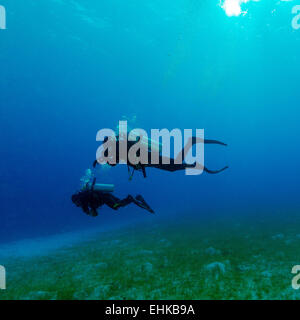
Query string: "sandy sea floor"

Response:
xmin=1 ymin=211 xmax=300 ymax=300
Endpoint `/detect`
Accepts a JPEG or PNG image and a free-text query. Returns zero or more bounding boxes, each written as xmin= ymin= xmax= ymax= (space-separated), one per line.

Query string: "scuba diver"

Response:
xmin=71 ymin=177 xmax=154 ymax=216
xmin=93 ymin=134 xmax=228 ymax=179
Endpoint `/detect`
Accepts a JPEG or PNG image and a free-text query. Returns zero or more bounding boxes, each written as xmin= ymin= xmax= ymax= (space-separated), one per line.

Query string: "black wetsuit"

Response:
xmin=72 ymin=189 xmax=154 ymax=216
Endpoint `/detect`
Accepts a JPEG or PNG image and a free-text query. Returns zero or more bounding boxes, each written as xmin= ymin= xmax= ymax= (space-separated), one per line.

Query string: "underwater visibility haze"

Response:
xmin=1 ymin=0 xmax=300 ymax=299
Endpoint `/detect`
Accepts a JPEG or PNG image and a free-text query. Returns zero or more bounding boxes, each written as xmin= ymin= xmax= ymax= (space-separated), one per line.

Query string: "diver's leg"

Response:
xmin=103 ymin=193 xmax=135 ymax=210
xmin=151 ymin=162 xmax=189 ymax=172
xmin=158 ymin=136 xmax=228 ymax=173
xmin=115 ymin=195 xmax=135 ymax=209
xmin=174 ymin=137 xmax=227 ymax=164
xmin=151 ymin=161 xmax=228 ymax=174
xmin=104 ymin=193 xmax=154 ymax=213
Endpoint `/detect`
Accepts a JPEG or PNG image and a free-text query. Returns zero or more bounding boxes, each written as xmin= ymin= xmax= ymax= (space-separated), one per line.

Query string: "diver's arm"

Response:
xmin=93 ymin=160 xmax=98 ymax=168
xmin=81 ymin=205 xmax=90 ymax=215
xmin=141 ymin=166 xmax=147 ymax=178
xmin=89 ymin=207 xmax=98 ymax=217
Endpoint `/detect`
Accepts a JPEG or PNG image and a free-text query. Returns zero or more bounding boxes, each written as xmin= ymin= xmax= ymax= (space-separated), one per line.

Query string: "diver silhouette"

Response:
xmin=71 ymin=178 xmax=154 ymax=216
xmin=93 ymin=135 xmax=228 ymax=179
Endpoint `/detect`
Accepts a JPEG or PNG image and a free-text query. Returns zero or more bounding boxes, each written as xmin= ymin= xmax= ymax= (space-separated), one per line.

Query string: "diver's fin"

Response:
xmin=204 ymin=166 xmax=229 ymax=174
xmin=191 ymin=137 xmax=227 ymax=146
xmin=135 ymin=195 xmax=155 ymax=214
xmin=204 ymin=139 xmax=227 ymax=146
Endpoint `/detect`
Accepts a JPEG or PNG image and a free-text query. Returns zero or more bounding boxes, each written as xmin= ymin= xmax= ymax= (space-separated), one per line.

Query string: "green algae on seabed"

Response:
xmin=1 ymin=213 xmax=300 ymax=300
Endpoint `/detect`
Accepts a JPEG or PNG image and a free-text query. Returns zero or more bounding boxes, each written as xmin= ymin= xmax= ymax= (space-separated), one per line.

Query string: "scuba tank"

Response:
xmin=130 ymin=129 xmax=163 ymax=153
xmin=88 ymin=183 xmax=114 ymax=193
xmin=80 ymin=169 xmax=115 ymax=192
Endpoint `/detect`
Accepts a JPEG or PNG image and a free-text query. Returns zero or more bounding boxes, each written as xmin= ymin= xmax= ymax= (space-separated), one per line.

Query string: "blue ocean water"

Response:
xmin=0 ymin=0 xmax=300 ymax=244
